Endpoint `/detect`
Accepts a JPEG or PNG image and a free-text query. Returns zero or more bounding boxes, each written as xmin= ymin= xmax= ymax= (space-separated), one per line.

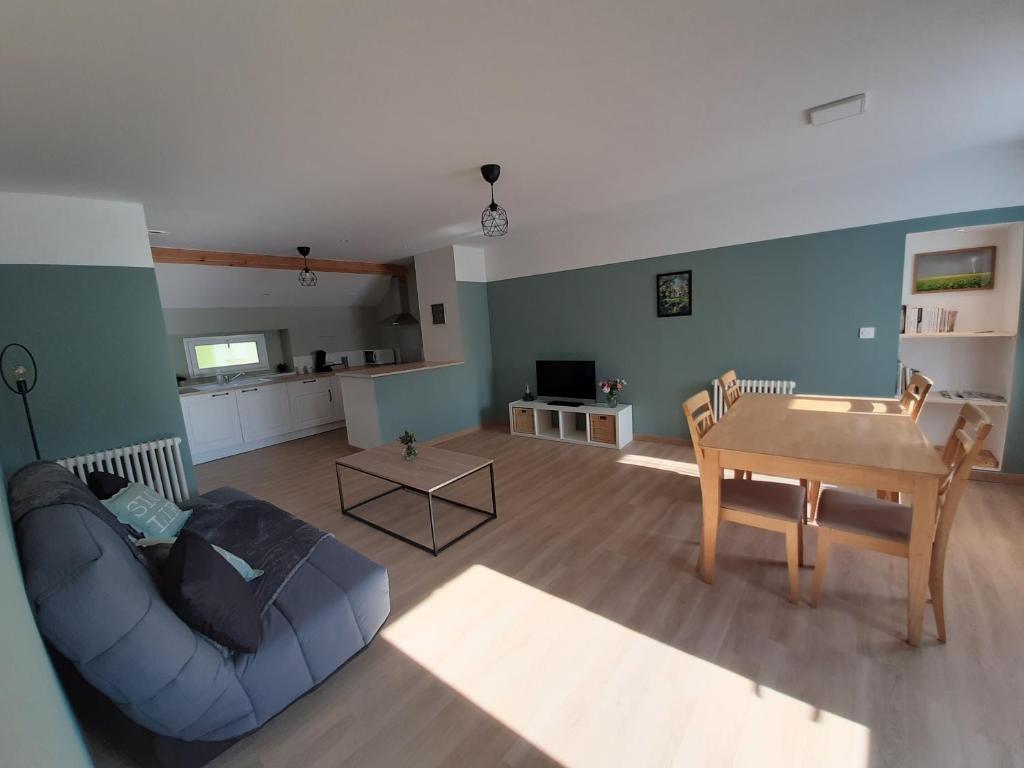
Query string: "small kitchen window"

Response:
xmin=184 ymin=333 xmax=269 ymax=378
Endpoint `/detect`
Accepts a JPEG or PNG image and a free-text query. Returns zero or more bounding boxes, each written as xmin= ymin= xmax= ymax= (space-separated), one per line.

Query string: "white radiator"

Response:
xmin=711 ymin=378 xmax=796 ymax=420
xmin=57 ymin=437 xmax=190 ymax=505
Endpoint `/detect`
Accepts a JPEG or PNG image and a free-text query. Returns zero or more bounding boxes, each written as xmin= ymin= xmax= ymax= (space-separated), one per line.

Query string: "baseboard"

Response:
xmin=425 ymin=423 xmax=485 ymax=445
xmin=633 ymin=433 xmax=691 ymax=446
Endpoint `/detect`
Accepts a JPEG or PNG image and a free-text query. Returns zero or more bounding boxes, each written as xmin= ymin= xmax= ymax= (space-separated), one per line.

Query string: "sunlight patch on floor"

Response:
xmin=617 ymin=454 xmax=701 ymax=476
xmin=383 ymin=565 xmax=870 ymax=768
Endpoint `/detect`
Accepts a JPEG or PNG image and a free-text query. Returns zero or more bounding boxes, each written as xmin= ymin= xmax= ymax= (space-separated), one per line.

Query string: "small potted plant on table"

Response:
xmin=399 ymin=430 xmax=418 ymax=460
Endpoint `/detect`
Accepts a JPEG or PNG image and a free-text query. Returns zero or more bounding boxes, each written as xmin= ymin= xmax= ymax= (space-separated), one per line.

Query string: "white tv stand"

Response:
xmin=508 ymin=399 xmax=633 ymax=449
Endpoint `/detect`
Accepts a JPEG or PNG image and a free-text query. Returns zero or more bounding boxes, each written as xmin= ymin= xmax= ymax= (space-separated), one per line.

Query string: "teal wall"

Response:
xmin=487 ymin=206 xmax=1024 ymax=471
xmin=375 ymin=282 xmax=495 ymax=443
xmin=0 ymin=458 xmax=93 ymax=767
xmin=0 ymin=265 xmax=195 ymax=489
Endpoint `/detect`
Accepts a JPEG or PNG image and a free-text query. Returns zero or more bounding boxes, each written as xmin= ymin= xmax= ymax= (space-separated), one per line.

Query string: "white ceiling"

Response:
xmin=1 ymin=0 xmax=1022 ymax=265
xmin=155 ymin=264 xmax=391 ymax=308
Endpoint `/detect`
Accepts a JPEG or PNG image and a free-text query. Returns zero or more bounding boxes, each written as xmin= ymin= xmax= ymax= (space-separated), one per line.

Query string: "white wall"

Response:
xmin=902 ymin=223 xmax=1023 ymax=334
xmin=0 ymin=191 xmax=152 ymax=267
xmin=414 ymin=246 xmax=463 ymax=361
xmin=482 ymin=143 xmax=1024 ymax=282
xmin=453 ymin=245 xmax=487 ymax=282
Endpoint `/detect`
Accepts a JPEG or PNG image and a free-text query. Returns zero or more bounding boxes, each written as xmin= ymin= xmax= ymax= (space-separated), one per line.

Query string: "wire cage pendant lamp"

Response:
xmin=296 ymin=246 xmax=317 ymax=287
xmin=480 ymin=164 xmax=508 ymax=237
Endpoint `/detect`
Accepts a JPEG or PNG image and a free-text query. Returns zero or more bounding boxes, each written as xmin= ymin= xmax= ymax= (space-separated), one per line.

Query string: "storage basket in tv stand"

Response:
xmin=508 ymin=399 xmax=633 ymax=449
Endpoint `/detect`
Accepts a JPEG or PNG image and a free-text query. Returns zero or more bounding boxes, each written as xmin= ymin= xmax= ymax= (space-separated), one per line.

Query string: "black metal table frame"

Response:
xmin=336 ymin=461 xmax=497 ymax=556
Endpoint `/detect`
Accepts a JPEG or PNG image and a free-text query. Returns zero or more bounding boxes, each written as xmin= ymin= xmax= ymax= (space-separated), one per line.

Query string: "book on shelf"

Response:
xmin=902 ymin=305 xmax=957 ymax=334
xmin=896 ymin=361 xmax=918 ymax=395
xmin=937 ymin=390 xmax=1006 ymax=403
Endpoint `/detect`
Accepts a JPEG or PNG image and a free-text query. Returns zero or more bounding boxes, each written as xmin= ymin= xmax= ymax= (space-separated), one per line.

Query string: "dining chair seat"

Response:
xmin=816 ymin=489 xmax=912 ymax=542
xmin=722 ymin=479 xmax=806 ymax=521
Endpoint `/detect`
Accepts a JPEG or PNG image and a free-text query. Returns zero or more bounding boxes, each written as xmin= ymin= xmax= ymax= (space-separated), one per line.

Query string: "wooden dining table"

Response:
xmin=698 ymin=393 xmax=949 ymax=646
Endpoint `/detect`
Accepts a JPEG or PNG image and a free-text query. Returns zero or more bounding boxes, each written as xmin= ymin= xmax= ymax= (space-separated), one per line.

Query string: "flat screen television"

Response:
xmin=536 ymin=360 xmax=596 ymax=402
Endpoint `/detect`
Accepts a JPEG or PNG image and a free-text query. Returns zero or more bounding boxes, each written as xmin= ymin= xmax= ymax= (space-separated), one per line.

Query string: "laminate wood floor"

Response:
xmin=86 ymin=427 xmax=1024 ymax=768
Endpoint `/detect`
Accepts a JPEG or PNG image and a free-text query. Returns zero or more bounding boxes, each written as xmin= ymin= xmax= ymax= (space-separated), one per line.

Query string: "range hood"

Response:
xmin=385 ymin=276 xmax=419 ymax=326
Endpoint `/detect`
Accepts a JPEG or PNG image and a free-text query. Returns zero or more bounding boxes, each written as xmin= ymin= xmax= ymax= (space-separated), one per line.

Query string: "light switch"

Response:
xmin=859 ymin=326 xmax=875 ymax=339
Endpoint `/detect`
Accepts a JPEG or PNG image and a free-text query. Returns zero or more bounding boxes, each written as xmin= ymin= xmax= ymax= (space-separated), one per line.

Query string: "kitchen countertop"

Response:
xmin=177 ymin=370 xmax=337 ymax=397
xmin=177 ymin=361 xmax=463 ymax=396
xmin=335 ymin=361 xmax=463 ymax=379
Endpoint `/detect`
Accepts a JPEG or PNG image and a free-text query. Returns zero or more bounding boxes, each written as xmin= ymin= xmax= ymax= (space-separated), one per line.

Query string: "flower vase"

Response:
xmin=605 ymin=393 xmax=618 ymax=408
xmin=403 ymin=444 xmax=417 ymax=461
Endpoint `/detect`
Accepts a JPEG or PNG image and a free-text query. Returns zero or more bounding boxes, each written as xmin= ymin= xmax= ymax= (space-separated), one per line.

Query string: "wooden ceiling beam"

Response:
xmin=151 ymin=247 xmax=407 ymax=277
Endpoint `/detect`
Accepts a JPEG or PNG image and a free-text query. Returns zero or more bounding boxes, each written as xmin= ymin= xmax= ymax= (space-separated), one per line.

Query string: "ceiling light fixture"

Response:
xmin=296 ymin=246 xmax=317 ymax=287
xmin=806 ymin=93 xmax=866 ymax=126
xmin=480 ymin=164 xmax=508 ymax=237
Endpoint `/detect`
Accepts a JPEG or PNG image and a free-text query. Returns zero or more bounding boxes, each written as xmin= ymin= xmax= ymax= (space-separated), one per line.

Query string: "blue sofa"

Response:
xmin=8 ymin=462 xmax=390 ymax=763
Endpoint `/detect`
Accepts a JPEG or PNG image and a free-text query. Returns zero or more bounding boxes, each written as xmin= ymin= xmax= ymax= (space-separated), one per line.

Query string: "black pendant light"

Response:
xmin=480 ymin=164 xmax=508 ymax=237
xmin=296 ymin=246 xmax=317 ymax=287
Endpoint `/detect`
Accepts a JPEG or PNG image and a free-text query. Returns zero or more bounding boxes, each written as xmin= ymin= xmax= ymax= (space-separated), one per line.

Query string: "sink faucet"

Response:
xmin=215 ymin=372 xmax=246 ymax=385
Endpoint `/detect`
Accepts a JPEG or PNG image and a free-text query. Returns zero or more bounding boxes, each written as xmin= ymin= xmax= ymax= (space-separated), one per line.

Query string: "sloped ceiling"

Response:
xmin=1 ymin=0 xmax=1021 ymax=266
xmin=154 ymin=264 xmax=392 ymax=309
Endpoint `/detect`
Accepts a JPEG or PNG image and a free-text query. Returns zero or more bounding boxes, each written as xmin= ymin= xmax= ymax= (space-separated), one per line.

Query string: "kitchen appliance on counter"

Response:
xmin=314 ymin=350 xmax=348 ymax=372
xmin=363 ymin=349 xmax=397 ymax=366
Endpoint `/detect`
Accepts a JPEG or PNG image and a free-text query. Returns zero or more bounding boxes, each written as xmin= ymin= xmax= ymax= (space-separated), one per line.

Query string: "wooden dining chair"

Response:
xmin=717 ymin=370 xmax=751 ymax=480
xmin=900 ymin=372 xmax=934 ymax=421
xmin=684 ymin=390 xmax=808 ymax=603
xmin=878 ymin=372 xmax=935 ymax=501
xmin=811 ymin=403 xmax=991 ymax=641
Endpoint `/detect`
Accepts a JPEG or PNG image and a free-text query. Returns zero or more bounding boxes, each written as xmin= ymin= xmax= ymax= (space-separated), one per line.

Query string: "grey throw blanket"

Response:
xmin=185 ymin=498 xmax=329 ymax=614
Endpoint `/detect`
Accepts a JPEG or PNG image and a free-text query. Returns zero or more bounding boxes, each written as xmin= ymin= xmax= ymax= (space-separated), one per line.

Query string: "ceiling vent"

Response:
xmin=806 ymin=93 xmax=866 ymax=126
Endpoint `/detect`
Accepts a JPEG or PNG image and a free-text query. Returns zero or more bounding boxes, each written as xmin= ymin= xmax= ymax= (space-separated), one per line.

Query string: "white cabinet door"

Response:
xmin=180 ymin=391 xmax=242 ymax=454
xmin=287 ymin=377 xmax=335 ymax=429
xmin=237 ymin=384 xmax=293 ymax=442
xmin=329 ymin=377 xmax=345 ymax=422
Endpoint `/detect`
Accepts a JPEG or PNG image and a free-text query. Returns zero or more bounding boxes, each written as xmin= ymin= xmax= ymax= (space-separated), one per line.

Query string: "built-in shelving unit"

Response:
xmin=899 ymin=222 xmax=1022 ymax=473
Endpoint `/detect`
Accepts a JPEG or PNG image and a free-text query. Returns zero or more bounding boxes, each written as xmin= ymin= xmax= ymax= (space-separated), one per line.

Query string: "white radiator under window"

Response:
xmin=57 ymin=437 xmax=190 ymax=505
xmin=711 ymin=378 xmax=796 ymax=420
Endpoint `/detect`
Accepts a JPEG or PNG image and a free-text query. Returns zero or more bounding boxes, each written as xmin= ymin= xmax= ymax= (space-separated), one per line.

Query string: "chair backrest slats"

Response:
xmin=932 ymin=403 xmax=991 ymax=568
xmin=682 ymin=390 xmax=716 ymax=473
xmin=900 ymin=372 xmax=934 ymax=421
xmin=718 ymin=370 xmax=742 ymax=410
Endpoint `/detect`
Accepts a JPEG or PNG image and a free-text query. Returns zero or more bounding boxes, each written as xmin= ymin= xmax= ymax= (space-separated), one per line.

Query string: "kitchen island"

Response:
xmin=337 ymin=361 xmax=466 ymax=448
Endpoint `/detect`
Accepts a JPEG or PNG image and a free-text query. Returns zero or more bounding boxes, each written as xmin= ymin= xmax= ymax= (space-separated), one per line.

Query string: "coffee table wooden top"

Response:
xmin=336 ymin=444 xmax=493 ymax=493
xmin=701 ymin=394 xmax=947 ymax=477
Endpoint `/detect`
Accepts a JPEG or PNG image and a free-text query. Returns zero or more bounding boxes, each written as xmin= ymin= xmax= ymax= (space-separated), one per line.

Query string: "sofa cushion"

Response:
xmin=86 ymin=470 xmax=129 ymax=500
xmin=162 ymin=530 xmax=261 ymax=653
xmin=103 ymin=483 xmax=190 ymax=539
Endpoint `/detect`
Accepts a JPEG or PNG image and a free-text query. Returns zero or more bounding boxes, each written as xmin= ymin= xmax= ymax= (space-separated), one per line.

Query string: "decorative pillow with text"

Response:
xmin=102 ymin=483 xmax=190 ymax=539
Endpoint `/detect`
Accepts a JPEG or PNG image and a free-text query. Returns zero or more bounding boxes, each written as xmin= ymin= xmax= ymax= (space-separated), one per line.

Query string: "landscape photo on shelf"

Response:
xmin=912 ymin=246 xmax=996 ymax=293
xmin=656 ymin=270 xmax=692 ymax=317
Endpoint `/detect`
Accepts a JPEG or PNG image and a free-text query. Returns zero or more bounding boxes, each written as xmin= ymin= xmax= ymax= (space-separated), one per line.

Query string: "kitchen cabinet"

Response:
xmin=237 ymin=384 xmax=292 ymax=442
xmin=181 ymin=391 xmax=243 ymax=455
xmin=329 ymin=377 xmax=345 ymax=422
xmin=182 ymin=374 xmax=346 ymax=464
xmin=287 ymin=377 xmax=336 ymax=430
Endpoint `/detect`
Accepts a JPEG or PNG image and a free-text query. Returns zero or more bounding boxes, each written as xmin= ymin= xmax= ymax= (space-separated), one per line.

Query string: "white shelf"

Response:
xmin=900 ymin=331 xmax=1016 ymax=339
xmin=932 ymin=396 xmax=1008 ymax=408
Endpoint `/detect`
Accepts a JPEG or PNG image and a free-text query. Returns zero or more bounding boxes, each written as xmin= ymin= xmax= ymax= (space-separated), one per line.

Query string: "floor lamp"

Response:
xmin=2 ymin=343 xmax=41 ymax=460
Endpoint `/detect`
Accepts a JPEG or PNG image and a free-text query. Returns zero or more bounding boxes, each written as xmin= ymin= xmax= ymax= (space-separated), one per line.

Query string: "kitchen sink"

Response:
xmin=189 ymin=377 xmax=271 ymax=391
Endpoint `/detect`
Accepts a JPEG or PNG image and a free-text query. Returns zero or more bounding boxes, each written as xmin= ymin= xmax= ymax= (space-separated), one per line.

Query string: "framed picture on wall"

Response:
xmin=912 ymin=246 xmax=996 ymax=293
xmin=656 ymin=270 xmax=692 ymax=317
